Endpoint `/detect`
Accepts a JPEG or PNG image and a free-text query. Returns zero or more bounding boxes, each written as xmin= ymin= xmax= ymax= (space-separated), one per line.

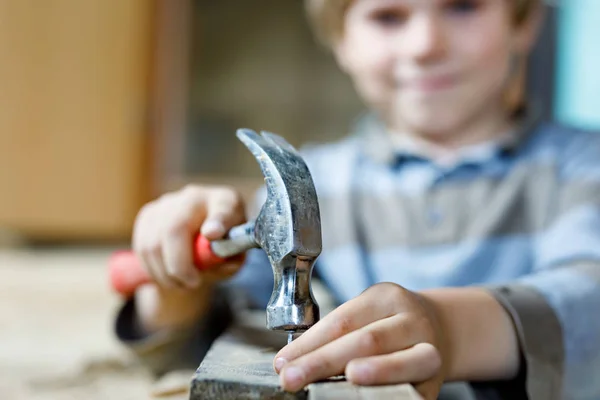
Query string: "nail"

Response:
xmin=274 ymin=357 xmax=287 ymax=373
xmin=282 ymin=366 xmax=304 ymax=389
xmin=202 ymin=220 xmax=225 ymax=236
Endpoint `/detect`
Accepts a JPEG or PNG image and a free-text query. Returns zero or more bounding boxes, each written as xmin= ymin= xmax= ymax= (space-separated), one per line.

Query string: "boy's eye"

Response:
xmin=444 ymin=0 xmax=482 ymax=15
xmin=370 ymin=9 xmax=407 ymax=27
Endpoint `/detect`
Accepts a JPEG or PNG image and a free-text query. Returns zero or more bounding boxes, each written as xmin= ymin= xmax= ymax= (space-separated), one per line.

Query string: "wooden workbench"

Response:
xmin=190 ymin=313 xmax=422 ymax=400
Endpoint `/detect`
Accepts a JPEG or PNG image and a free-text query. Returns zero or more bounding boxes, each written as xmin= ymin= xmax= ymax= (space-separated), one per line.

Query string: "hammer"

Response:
xmin=108 ymin=129 xmax=322 ymax=343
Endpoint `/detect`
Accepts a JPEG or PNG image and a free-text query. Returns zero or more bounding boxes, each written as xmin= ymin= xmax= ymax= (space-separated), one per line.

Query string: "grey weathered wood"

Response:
xmin=191 ymin=322 xmax=304 ymax=400
xmin=191 ymin=312 xmax=421 ymax=400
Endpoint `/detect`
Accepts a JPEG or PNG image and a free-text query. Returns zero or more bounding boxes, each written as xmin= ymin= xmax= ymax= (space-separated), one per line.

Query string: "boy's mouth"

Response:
xmin=401 ymin=74 xmax=458 ymax=94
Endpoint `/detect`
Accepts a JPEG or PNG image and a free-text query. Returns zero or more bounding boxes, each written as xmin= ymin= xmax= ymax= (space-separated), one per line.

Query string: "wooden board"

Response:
xmin=191 ymin=323 xmax=304 ymax=400
xmin=191 ymin=320 xmax=422 ymax=400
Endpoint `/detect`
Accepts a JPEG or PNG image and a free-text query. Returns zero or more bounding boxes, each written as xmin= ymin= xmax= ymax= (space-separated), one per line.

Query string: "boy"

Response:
xmin=115 ymin=0 xmax=600 ymax=399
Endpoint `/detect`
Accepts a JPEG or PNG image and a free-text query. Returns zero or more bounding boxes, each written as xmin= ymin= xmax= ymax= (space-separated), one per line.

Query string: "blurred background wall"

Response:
xmin=0 ymin=1 xmax=152 ymax=241
xmin=0 ymin=0 xmax=597 ymax=243
xmin=555 ymin=0 xmax=600 ymax=130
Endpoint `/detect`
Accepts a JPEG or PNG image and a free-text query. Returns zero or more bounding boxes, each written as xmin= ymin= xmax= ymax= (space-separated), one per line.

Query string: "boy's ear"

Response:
xmin=514 ymin=4 xmax=545 ymax=55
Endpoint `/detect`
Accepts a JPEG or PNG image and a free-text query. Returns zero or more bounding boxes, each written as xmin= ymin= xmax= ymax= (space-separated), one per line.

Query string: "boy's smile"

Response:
xmin=332 ymin=0 xmax=540 ymax=146
xmin=400 ymin=73 xmax=459 ymax=94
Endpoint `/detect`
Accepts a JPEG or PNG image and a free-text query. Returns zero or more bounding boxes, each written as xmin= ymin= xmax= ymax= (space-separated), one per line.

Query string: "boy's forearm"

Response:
xmin=420 ymin=287 xmax=520 ymax=382
xmin=134 ymin=283 xmax=216 ymax=335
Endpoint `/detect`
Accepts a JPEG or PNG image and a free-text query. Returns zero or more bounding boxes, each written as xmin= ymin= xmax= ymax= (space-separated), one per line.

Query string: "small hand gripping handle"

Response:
xmin=108 ymin=234 xmax=226 ymax=297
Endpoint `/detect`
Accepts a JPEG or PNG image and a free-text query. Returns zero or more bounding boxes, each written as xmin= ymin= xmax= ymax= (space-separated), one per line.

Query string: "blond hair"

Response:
xmin=305 ymin=0 xmax=542 ymax=46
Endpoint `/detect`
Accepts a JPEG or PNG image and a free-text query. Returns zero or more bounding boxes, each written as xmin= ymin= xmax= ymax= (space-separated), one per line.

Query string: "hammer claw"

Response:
xmin=260 ymin=131 xmax=299 ymax=155
xmin=236 ymin=128 xmax=322 ymax=333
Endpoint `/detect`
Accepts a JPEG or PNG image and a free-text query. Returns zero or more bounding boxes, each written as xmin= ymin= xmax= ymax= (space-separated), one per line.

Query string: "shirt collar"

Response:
xmin=354 ymin=104 xmax=544 ymax=168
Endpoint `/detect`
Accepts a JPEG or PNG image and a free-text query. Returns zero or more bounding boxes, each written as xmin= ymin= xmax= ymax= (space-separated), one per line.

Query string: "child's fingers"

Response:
xmin=166 ymin=187 xmax=245 ymax=284
xmin=273 ymin=284 xmax=402 ymax=370
xmin=145 ymin=246 xmax=179 ymax=289
xmin=162 ymin=226 xmax=201 ymax=289
xmin=132 ymin=184 xmax=247 ymax=290
xmin=345 ymin=343 xmax=441 ymax=387
xmin=201 ymin=188 xmax=246 ymax=239
xmin=278 ymin=313 xmax=422 ymax=393
xmin=170 ymin=185 xmax=245 ymax=240
xmin=133 ymin=202 xmax=179 ymax=289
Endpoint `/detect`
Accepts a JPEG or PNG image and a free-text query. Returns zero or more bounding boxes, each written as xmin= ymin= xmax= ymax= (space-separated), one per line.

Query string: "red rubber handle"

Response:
xmin=108 ymin=234 xmax=226 ymax=297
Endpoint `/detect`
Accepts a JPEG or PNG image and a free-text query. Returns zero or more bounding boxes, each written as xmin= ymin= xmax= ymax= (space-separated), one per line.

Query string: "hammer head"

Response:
xmin=237 ymin=129 xmax=321 ymax=333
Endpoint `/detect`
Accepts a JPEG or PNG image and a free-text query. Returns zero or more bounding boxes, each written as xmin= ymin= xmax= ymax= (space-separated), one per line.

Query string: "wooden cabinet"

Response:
xmin=0 ymin=0 xmax=153 ymax=240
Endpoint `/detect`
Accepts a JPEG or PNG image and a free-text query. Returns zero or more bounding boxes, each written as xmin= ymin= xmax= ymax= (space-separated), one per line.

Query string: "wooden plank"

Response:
xmin=191 ymin=315 xmax=421 ymax=400
xmin=191 ymin=323 xmax=304 ymax=400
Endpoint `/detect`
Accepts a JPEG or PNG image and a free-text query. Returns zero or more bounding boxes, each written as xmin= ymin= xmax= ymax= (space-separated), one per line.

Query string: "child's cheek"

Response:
xmin=344 ymin=28 xmax=397 ymax=104
xmin=348 ymin=28 xmax=395 ymax=75
xmin=453 ymin=19 xmax=514 ymax=98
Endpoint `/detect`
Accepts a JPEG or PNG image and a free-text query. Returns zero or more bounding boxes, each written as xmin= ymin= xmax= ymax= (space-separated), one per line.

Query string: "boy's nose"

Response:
xmin=402 ymin=14 xmax=447 ymax=62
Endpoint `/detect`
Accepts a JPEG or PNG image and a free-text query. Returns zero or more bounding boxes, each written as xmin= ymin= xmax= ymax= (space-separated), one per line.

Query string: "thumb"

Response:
xmin=200 ymin=189 xmax=246 ymax=240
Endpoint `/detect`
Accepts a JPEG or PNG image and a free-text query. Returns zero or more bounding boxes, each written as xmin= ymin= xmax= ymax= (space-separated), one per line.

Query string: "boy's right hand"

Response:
xmin=131 ymin=184 xmax=247 ymax=332
xmin=133 ymin=184 xmax=247 ymax=289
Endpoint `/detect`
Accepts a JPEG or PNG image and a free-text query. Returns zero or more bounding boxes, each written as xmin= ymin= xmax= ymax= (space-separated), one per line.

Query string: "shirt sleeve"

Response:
xmin=486 ymin=132 xmax=600 ymax=400
xmin=114 ymin=285 xmax=234 ymax=378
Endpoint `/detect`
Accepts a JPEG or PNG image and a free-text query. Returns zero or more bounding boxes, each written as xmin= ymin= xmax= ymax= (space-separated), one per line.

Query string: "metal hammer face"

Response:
xmin=237 ymin=129 xmax=322 ymax=335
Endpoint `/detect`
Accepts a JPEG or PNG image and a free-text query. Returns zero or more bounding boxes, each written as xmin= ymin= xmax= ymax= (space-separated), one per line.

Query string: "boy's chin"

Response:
xmin=391 ymin=108 xmax=469 ymax=139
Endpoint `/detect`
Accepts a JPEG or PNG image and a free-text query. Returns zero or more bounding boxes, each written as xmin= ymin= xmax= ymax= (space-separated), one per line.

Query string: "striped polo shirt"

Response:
xmin=230 ymin=110 xmax=600 ymax=400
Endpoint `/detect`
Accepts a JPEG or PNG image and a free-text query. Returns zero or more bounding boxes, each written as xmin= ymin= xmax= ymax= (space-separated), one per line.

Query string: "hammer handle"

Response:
xmin=108 ymin=221 xmax=257 ymax=297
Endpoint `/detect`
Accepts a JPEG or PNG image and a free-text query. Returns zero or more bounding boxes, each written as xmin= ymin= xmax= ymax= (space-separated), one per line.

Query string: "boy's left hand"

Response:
xmin=273 ymin=283 xmax=449 ymax=400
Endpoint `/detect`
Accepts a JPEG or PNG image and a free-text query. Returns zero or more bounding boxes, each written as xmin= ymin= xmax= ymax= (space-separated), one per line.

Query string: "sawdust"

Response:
xmin=0 ymin=247 xmax=185 ymax=400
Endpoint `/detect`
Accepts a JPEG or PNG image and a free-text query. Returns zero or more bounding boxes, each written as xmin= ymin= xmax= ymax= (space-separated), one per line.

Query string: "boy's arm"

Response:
xmin=485 ymin=224 xmax=600 ymax=399
xmin=114 ymin=247 xmax=274 ymax=377
xmin=114 ymin=284 xmax=233 ymax=377
xmin=432 ymin=242 xmax=600 ymax=400
xmin=422 ymin=134 xmax=600 ymax=399
xmin=421 ymin=256 xmax=599 ymax=400
xmin=496 ymin=134 xmax=600 ymax=400
xmin=488 ymin=267 xmax=598 ymax=399
xmin=113 ymin=186 xmax=274 ymax=377
xmin=419 ymin=287 xmax=522 ymax=383
xmin=273 ymin=260 xmax=598 ymax=400
xmin=275 ymin=134 xmax=600 ymax=400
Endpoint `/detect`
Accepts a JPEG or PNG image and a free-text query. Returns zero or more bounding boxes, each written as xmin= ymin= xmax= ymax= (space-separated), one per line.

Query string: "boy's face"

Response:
xmin=333 ymin=0 xmax=539 ymax=138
